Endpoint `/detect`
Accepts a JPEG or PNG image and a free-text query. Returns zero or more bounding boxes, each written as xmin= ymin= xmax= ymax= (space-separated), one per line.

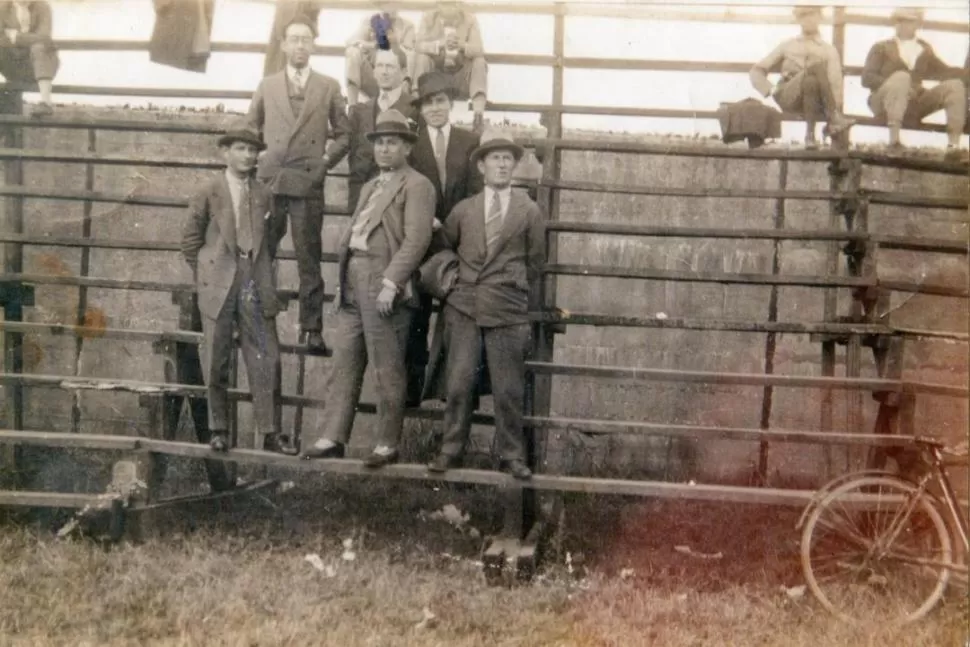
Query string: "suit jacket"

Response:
xmin=336 ymin=166 xmax=436 ymax=309
xmin=244 ymin=70 xmax=350 ymax=198
xmin=416 ymin=9 xmax=484 ymax=59
xmin=410 ymin=124 xmax=482 ymax=224
xmin=181 ymin=173 xmax=287 ymax=319
xmin=263 ymin=1 xmax=321 ymax=76
xmin=862 ymin=39 xmax=965 ymax=92
xmin=442 ymin=189 xmax=545 ymax=328
xmin=149 ymin=0 xmax=215 ymax=73
xmin=0 ymin=1 xmax=54 ymax=46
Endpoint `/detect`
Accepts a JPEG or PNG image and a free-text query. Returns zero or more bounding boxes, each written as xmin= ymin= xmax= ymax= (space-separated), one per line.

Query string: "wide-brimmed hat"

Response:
xmin=217 ymin=128 xmax=266 ymax=151
xmin=792 ymin=5 xmax=823 ymax=18
xmin=890 ymin=7 xmax=924 ymax=22
xmin=470 ymin=130 xmax=524 ymax=164
xmin=366 ymin=109 xmax=418 ymax=142
xmin=411 ymin=72 xmax=459 ymax=107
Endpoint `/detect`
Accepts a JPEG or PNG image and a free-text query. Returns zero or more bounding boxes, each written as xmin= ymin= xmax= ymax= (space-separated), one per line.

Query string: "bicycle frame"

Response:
xmin=925 ymin=444 xmax=969 ymax=570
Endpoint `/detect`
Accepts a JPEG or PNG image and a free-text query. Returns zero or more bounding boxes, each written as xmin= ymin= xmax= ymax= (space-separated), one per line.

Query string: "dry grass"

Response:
xmin=0 ymin=476 xmax=967 ymax=647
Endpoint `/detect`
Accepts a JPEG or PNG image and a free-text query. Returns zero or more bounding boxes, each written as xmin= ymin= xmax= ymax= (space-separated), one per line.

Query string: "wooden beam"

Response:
xmin=0 ymin=490 xmax=120 ymax=509
xmin=0 ymin=429 xmax=141 ymax=451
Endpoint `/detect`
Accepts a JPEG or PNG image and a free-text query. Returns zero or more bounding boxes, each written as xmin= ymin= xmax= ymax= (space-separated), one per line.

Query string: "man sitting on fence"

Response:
xmin=413 ymin=1 xmax=488 ymax=132
xmin=0 ymin=0 xmax=58 ymax=117
xmin=861 ymin=8 xmax=968 ymax=162
xmin=181 ymin=128 xmax=289 ymax=455
xmin=345 ymin=1 xmax=416 ymax=106
xmin=749 ymin=6 xmax=855 ymax=149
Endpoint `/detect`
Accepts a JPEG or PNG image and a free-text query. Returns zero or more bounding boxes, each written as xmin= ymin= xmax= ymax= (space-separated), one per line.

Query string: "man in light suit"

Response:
xmin=302 ymin=110 xmax=435 ymax=468
xmin=181 ymin=129 xmax=289 ymax=454
xmin=245 ymin=17 xmax=350 ymax=353
xmin=328 ymin=46 xmax=418 ymax=215
xmin=426 ymin=131 xmax=545 ymax=480
xmin=405 ymin=71 xmax=482 ymax=406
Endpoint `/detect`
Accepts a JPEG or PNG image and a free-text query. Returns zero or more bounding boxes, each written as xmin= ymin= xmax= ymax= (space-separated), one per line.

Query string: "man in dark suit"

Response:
xmin=328 ymin=46 xmax=417 ymax=214
xmin=862 ymin=8 xmax=967 ymax=161
xmin=405 ymin=71 xmax=482 ymax=406
xmin=181 ymin=129 xmax=289 ymax=454
xmin=0 ymin=1 xmax=59 ymax=116
xmin=426 ymin=132 xmax=545 ymax=480
xmin=301 ymin=110 xmax=435 ymax=468
xmin=244 ymin=17 xmax=350 ymax=353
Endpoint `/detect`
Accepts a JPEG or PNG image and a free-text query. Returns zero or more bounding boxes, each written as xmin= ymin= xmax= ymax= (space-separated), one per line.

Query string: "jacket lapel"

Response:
xmin=373 ymin=172 xmax=407 ymax=225
xmin=483 ymin=191 xmax=528 ymax=268
xmin=443 ymin=128 xmax=465 ymax=198
xmin=213 ymin=176 xmax=236 ymax=253
xmin=268 ymin=72 xmax=296 ymax=132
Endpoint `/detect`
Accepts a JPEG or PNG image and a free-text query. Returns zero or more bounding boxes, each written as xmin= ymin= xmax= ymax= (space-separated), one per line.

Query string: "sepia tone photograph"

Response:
xmin=0 ymin=1 xmax=967 ymax=645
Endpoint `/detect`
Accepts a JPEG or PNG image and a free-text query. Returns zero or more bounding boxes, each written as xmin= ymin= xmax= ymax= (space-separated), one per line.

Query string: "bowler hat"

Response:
xmin=411 ymin=72 xmax=459 ymax=107
xmin=890 ymin=7 xmax=924 ymax=22
xmin=217 ymin=128 xmax=266 ymax=151
xmin=366 ymin=109 xmax=418 ymax=142
xmin=470 ymin=129 xmax=524 ymax=164
xmin=792 ymin=5 xmax=823 ymax=18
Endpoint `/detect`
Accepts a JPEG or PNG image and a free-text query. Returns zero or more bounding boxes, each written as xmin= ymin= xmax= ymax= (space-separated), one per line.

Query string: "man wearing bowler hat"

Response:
xmin=302 ymin=110 xmax=435 ymax=467
xmin=181 ymin=128 xmax=289 ymax=454
xmin=425 ymin=131 xmax=545 ymax=480
xmin=862 ymin=7 xmax=967 ymax=161
xmin=750 ymin=6 xmax=855 ymax=149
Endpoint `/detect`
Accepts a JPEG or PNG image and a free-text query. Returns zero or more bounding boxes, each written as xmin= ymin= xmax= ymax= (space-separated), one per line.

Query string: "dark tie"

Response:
xmin=435 ymin=128 xmax=447 ymax=188
xmin=485 ymin=192 xmax=503 ymax=253
xmin=237 ymin=180 xmax=253 ymax=254
xmin=379 ymin=91 xmax=390 ymax=112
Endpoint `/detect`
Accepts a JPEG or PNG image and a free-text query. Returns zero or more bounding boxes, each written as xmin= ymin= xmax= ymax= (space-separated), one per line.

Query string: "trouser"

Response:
xmin=0 ymin=41 xmax=59 ymax=82
xmin=321 ymin=252 xmax=413 ymax=448
xmin=773 ymin=62 xmax=839 ymax=123
xmin=405 ymin=292 xmax=434 ymax=392
xmin=868 ymin=70 xmax=967 ymax=136
xmin=345 ymin=44 xmax=415 ymax=100
xmin=272 ymin=194 xmax=324 ymax=333
xmin=439 ymin=306 xmax=530 ymax=463
xmin=412 ymin=53 xmax=487 ymax=100
xmin=202 ymin=257 xmax=281 ymax=438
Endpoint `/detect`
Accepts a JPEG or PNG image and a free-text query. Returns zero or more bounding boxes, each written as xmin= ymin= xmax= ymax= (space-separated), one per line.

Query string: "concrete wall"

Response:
xmin=2 ymin=108 xmax=967 ymax=486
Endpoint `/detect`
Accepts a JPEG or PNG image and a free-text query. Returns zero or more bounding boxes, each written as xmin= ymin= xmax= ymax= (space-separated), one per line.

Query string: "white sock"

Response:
xmin=372 ymin=445 xmax=395 ymax=456
xmin=312 ymin=438 xmax=338 ymax=450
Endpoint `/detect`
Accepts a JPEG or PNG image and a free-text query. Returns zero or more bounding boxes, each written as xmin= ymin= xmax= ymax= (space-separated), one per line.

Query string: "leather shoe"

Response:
xmin=263 ymin=433 xmax=298 ymax=456
xmin=303 ymin=331 xmax=327 ymax=354
xmin=209 ymin=432 xmax=230 ymax=453
xmin=363 ymin=449 xmax=399 ymax=468
xmin=427 ymin=454 xmax=462 ymax=473
xmin=405 ymin=377 xmax=424 ymax=408
xmin=501 ymin=459 xmax=532 ymax=480
xmin=301 ymin=442 xmax=345 ymax=460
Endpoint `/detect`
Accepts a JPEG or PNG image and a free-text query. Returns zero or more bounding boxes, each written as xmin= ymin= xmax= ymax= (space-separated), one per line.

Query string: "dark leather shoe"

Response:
xmin=301 ymin=442 xmax=345 ymax=460
xmin=209 ymin=432 xmax=230 ymax=453
xmin=405 ymin=377 xmax=424 ymax=408
xmin=363 ymin=449 xmax=399 ymax=469
xmin=501 ymin=459 xmax=532 ymax=480
xmin=263 ymin=434 xmax=298 ymax=456
xmin=303 ymin=331 xmax=327 ymax=354
xmin=427 ymin=454 xmax=462 ymax=474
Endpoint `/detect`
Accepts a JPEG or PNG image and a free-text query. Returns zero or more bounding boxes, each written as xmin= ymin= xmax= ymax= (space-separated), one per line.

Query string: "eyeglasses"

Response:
xmin=285 ymin=36 xmax=315 ymax=46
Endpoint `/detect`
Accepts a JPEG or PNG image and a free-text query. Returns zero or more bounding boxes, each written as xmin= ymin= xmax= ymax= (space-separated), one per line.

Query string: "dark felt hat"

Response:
xmin=366 ymin=109 xmax=418 ymax=142
xmin=470 ymin=131 xmax=524 ymax=164
xmin=217 ymin=129 xmax=266 ymax=151
xmin=411 ymin=72 xmax=459 ymax=107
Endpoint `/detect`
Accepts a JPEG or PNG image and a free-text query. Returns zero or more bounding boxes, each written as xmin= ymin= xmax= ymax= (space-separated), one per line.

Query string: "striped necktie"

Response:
xmin=236 ymin=179 xmax=253 ymax=253
xmin=434 ymin=128 xmax=447 ymax=189
xmin=485 ymin=192 xmax=503 ymax=253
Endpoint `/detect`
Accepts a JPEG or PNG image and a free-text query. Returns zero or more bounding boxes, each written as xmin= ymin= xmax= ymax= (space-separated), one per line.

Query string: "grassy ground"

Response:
xmin=0 ymin=475 xmax=967 ymax=647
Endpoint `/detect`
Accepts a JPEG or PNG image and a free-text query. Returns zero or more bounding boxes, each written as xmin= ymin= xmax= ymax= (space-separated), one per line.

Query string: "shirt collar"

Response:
xmin=485 ymin=185 xmax=512 ymax=206
xmin=287 ymin=65 xmax=308 ymax=83
xmin=427 ymin=122 xmax=451 ymax=138
xmin=225 ymin=169 xmax=247 ymax=187
xmin=797 ymin=32 xmax=825 ymax=45
xmin=378 ymin=85 xmax=404 ymax=107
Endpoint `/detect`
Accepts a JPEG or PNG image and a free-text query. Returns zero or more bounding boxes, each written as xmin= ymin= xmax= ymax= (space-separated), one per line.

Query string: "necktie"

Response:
xmin=485 ymin=192 xmax=503 ymax=253
xmin=352 ymin=175 xmax=388 ymax=239
xmin=292 ymin=68 xmax=304 ymax=92
xmin=237 ymin=180 xmax=253 ymax=253
xmin=379 ymin=92 xmax=390 ymax=112
xmin=434 ymin=128 xmax=447 ymax=188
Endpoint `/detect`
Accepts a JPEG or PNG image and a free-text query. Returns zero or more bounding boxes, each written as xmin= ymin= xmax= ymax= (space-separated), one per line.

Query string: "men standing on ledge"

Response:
xmin=302 ymin=110 xmax=435 ymax=467
xmin=425 ymin=132 xmax=545 ymax=480
xmin=181 ymin=128 xmax=289 ymax=455
xmin=0 ymin=0 xmax=58 ymax=117
xmin=345 ymin=1 xmax=416 ymax=106
xmin=862 ymin=8 xmax=968 ymax=162
xmin=750 ymin=6 xmax=855 ymax=149
xmin=245 ymin=17 xmax=350 ymax=354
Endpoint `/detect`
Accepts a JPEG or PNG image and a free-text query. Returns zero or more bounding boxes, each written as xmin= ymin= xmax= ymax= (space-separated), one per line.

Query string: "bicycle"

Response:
xmin=797 ymin=437 xmax=969 ymax=625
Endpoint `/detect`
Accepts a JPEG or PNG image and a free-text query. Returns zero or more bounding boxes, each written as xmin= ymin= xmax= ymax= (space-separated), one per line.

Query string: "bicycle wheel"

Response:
xmin=801 ymin=475 xmax=953 ymax=625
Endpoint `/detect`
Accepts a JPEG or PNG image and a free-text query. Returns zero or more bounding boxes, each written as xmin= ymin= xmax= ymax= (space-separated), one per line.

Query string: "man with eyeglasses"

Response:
xmin=245 ymin=17 xmax=350 ymax=354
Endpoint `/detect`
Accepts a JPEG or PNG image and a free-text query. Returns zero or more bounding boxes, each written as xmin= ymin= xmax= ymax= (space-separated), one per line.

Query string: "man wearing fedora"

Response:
xmin=426 ymin=132 xmax=545 ymax=480
xmin=862 ymin=8 xmax=967 ymax=161
xmin=244 ymin=16 xmax=350 ymax=354
xmin=329 ymin=46 xmax=417 ymax=215
xmin=302 ymin=110 xmax=435 ymax=467
xmin=405 ymin=70 xmax=482 ymax=407
xmin=750 ymin=6 xmax=855 ymax=149
xmin=181 ymin=128 xmax=289 ymax=454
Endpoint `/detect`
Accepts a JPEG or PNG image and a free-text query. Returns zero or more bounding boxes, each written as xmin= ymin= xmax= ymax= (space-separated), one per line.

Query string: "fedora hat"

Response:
xmin=470 ymin=129 xmax=524 ymax=164
xmin=217 ymin=128 xmax=266 ymax=151
xmin=890 ymin=7 xmax=924 ymax=22
xmin=792 ymin=5 xmax=823 ymax=18
xmin=366 ymin=109 xmax=418 ymax=142
xmin=411 ymin=72 xmax=459 ymax=107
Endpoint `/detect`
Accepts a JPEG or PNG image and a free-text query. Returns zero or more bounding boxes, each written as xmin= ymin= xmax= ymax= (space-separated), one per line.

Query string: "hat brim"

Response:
xmin=411 ymin=87 xmax=459 ymax=107
xmin=366 ymin=129 xmax=419 ymax=143
xmin=218 ymin=134 xmax=266 ymax=151
xmin=470 ymin=141 xmax=525 ymax=164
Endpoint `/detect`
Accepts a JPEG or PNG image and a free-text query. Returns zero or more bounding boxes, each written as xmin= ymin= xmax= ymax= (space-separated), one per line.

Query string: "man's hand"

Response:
xmin=376 ymin=283 xmax=397 ymax=316
xmin=445 ymin=32 xmax=460 ymax=50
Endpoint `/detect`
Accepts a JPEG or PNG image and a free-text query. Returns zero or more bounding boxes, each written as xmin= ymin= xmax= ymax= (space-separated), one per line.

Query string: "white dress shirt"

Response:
xmin=377 ymin=85 xmax=404 ymax=112
xmin=286 ymin=64 xmax=309 ymax=91
xmin=895 ymin=38 xmax=924 ymax=70
xmin=224 ymin=170 xmax=253 ymax=239
xmin=428 ymin=123 xmax=452 ymax=158
xmin=484 ymin=185 xmax=512 ymax=223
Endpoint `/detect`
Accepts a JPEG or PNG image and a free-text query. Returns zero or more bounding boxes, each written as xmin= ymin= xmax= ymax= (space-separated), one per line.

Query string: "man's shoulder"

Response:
xmin=452 ymin=191 xmax=482 ymax=213
xmin=452 ymin=126 xmax=480 ymax=149
xmin=867 ymin=39 xmax=896 ymax=53
xmin=310 ymin=70 xmax=342 ymax=90
xmin=512 ymin=188 xmax=541 ymax=212
xmin=191 ymin=173 xmax=224 ymax=204
xmin=405 ymin=166 xmax=435 ymax=191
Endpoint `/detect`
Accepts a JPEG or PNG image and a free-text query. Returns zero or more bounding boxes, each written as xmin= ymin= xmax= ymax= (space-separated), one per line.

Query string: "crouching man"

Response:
xmin=181 ymin=129 xmax=289 ymax=454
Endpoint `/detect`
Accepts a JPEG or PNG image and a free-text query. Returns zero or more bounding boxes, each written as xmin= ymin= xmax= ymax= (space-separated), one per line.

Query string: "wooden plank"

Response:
xmin=0 ymin=490 xmax=119 ymax=509
xmin=867 ymin=190 xmax=969 ymax=212
xmin=546 ymin=263 xmax=871 ymax=288
xmin=0 ymin=273 xmax=302 ymax=301
xmin=0 ymin=429 xmax=141 ymax=450
xmin=129 ymin=479 xmax=277 ymax=512
xmin=546 ymin=178 xmax=848 ymax=201
xmin=71 ymin=128 xmax=97 ymax=434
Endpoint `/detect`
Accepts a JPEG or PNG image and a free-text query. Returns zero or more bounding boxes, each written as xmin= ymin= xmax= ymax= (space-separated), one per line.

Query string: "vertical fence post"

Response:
xmin=840 ymin=161 xmax=865 ymax=469
xmin=70 ymin=128 xmax=97 ymax=434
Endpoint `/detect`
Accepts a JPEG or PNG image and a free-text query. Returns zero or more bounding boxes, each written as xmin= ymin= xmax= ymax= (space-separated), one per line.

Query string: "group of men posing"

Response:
xmin=181 ymin=10 xmax=540 ymax=479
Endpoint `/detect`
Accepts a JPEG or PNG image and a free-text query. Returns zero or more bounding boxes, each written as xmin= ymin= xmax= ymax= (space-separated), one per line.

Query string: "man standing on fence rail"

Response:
xmin=245 ymin=17 xmax=350 ymax=354
xmin=862 ymin=8 xmax=968 ymax=163
xmin=302 ymin=110 xmax=435 ymax=468
xmin=750 ymin=6 xmax=855 ymax=149
xmin=423 ymin=131 xmax=544 ymax=480
xmin=181 ymin=128 xmax=289 ymax=455
xmin=0 ymin=0 xmax=58 ymax=117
